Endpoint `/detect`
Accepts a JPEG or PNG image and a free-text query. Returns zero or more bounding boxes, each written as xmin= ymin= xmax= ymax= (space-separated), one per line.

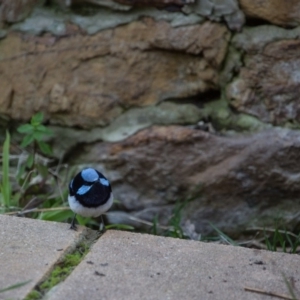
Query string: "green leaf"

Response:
xmin=37 ymin=140 xmax=52 ymax=155
xmin=39 ymin=209 xmax=73 ymax=222
xmin=36 ymin=125 xmax=53 ymax=136
xmin=1 ymin=131 xmax=11 ymax=207
xmin=17 ymin=124 xmax=33 ymax=134
xmin=31 ymin=112 xmax=44 ymax=126
xmin=21 ymin=134 xmax=35 ymax=148
xmin=16 ymin=164 xmax=26 ymax=183
xmin=12 ymin=192 xmax=21 ymax=207
xmin=36 ymin=164 xmax=48 ymax=179
xmin=0 ymin=280 xmax=31 ymax=293
xmin=32 ymin=131 xmax=45 ymax=141
xmin=151 ymin=215 xmax=158 ymax=235
xmin=26 ymin=154 xmax=34 ymax=168
xmin=106 ymin=224 xmax=135 ymax=230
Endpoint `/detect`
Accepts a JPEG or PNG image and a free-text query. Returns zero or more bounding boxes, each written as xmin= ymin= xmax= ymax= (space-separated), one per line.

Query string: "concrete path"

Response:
xmin=0 ymin=214 xmax=89 ymax=300
xmin=1 ymin=214 xmax=300 ymax=300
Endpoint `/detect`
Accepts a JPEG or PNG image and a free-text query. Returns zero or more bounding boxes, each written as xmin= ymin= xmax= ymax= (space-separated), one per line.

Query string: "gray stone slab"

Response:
xmin=0 ymin=214 xmax=86 ymax=300
xmin=48 ymin=230 xmax=300 ymax=300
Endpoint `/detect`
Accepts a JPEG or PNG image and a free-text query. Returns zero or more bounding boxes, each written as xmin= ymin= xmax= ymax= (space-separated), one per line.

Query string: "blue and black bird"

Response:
xmin=68 ymin=168 xmax=113 ymax=231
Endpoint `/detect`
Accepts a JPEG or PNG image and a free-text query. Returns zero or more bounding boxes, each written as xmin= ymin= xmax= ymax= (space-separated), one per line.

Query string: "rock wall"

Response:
xmin=1 ymin=0 xmax=300 ymax=237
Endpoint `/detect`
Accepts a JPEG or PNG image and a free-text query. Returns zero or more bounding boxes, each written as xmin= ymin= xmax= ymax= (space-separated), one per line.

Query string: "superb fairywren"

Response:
xmin=68 ymin=168 xmax=113 ymax=231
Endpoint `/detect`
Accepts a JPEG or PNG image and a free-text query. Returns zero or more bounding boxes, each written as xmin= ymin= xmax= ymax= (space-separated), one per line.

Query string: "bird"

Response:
xmin=68 ymin=168 xmax=113 ymax=231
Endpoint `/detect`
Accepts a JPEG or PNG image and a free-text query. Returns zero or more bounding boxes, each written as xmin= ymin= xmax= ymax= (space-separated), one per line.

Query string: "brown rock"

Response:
xmin=68 ymin=125 xmax=300 ymax=237
xmin=0 ymin=20 xmax=229 ymax=128
xmin=239 ymin=0 xmax=300 ymax=27
xmin=226 ymin=36 xmax=300 ymax=125
xmin=0 ymin=0 xmax=39 ymax=23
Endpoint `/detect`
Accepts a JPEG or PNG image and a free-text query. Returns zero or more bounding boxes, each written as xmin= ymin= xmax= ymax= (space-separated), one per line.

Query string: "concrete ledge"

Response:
xmin=48 ymin=230 xmax=300 ymax=300
xmin=1 ymin=215 xmax=299 ymax=300
xmin=0 ymin=214 xmax=87 ymax=300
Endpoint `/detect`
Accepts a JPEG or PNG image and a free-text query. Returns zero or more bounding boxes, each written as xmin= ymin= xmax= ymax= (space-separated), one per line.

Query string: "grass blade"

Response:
xmin=106 ymin=224 xmax=135 ymax=230
xmin=0 ymin=280 xmax=31 ymax=293
xmin=282 ymin=273 xmax=297 ymax=300
xmin=1 ymin=131 xmax=11 ymax=208
xmin=209 ymin=222 xmax=238 ymax=246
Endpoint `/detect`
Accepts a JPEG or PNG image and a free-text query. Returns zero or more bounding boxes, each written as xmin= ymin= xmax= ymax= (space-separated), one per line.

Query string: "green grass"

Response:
xmin=208 ymin=222 xmax=238 ymax=246
xmin=282 ymin=273 xmax=298 ymax=300
xmin=25 ymin=290 xmax=40 ymax=300
xmin=264 ymin=227 xmax=300 ymax=254
xmin=0 ymin=131 xmax=12 ymax=210
xmin=149 ymin=200 xmax=195 ymax=239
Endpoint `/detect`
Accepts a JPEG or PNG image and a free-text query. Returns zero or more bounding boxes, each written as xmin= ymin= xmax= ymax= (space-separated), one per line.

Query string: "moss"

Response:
xmin=284 ymin=120 xmax=300 ymax=130
xmin=24 ymin=242 xmax=90 ymax=300
xmin=203 ymin=99 xmax=232 ymax=129
xmin=235 ymin=114 xmax=268 ymax=131
xmin=24 ymin=290 xmax=41 ymax=300
xmin=203 ymin=98 xmax=269 ymax=132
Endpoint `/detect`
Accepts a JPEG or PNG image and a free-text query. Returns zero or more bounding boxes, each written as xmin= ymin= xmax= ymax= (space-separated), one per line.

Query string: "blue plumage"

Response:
xmin=81 ymin=168 xmax=99 ymax=182
xmin=76 ymin=185 xmax=91 ymax=195
xmin=68 ymin=168 xmax=113 ymax=231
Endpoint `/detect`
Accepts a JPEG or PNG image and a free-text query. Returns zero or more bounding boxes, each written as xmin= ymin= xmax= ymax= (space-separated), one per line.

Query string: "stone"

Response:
xmin=239 ymin=0 xmax=300 ymax=27
xmin=232 ymin=25 xmax=300 ymax=53
xmin=113 ymin=0 xmax=194 ymax=10
xmin=80 ymin=0 xmax=131 ymax=10
xmin=1 ymin=0 xmax=300 ymax=242
xmin=0 ymin=0 xmax=39 ymax=23
xmin=186 ymin=0 xmax=245 ymax=31
xmin=12 ymin=6 xmax=203 ymax=35
xmin=202 ymin=98 xmax=268 ymax=132
xmin=0 ymin=29 xmax=7 ymax=39
xmin=47 ymin=101 xmax=204 ymax=158
xmin=0 ymin=19 xmax=229 ymax=128
xmin=57 ymin=0 xmax=193 ymax=10
xmin=70 ymin=0 xmax=245 ymax=30
xmin=48 ymin=0 xmax=245 ymax=32
xmin=114 ymin=0 xmax=192 ymax=5
xmin=69 ymin=8 xmax=203 ymax=34
xmin=66 ymin=126 xmax=300 ymax=237
xmin=225 ymin=25 xmax=300 ymax=126
xmin=99 ymin=102 xmax=203 ymax=142
xmin=13 ymin=8 xmax=67 ymax=36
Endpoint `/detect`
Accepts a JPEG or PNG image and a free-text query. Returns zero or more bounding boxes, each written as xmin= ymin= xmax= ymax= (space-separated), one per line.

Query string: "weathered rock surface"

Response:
xmin=1 ymin=0 xmax=300 ymax=239
xmin=48 ymin=99 xmax=268 ymax=160
xmin=52 ymin=0 xmax=244 ymax=30
xmin=239 ymin=0 xmax=300 ymax=27
xmin=225 ymin=25 xmax=300 ymax=127
xmin=114 ymin=0 xmax=193 ymax=10
xmin=67 ymin=126 xmax=300 ymax=237
xmin=0 ymin=19 xmax=229 ymax=128
xmin=0 ymin=0 xmax=38 ymax=23
xmin=48 ymin=102 xmax=205 ymax=158
xmin=185 ymin=0 xmax=245 ymax=31
xmin=20 ymin=6 xmax=203 ymax=35
xmin=56 ymin=0 xmax=193 ymax=10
